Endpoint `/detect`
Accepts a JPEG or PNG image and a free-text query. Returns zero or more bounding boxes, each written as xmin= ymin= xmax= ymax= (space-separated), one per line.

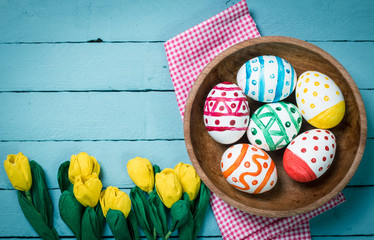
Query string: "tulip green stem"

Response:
xmin=164 ymin=231 xmax=172 ymax=240
xmin=25 ymin=190 xmax=32 ymax=203
xmin=153 ymin=227 xmax=157 ymax=240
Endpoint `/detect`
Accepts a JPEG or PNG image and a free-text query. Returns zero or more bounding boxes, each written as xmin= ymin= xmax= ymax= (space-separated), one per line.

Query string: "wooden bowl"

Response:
xmin=184 ymin=36 xmax=367 ymax=217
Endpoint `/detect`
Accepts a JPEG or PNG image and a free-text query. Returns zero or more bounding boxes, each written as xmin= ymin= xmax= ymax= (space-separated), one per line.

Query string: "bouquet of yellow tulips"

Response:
xmin=3 ymin=153 xmax=59 ymax=240
xmin=4 ymin=152 xmax=209 ymax=240
xmin=57 ymin=152 xmax=105 ymax=240
xmin=58 ymin=152 xmax=139 ymax=240
xmin=127 ymin=157 xmax=210 ymax=240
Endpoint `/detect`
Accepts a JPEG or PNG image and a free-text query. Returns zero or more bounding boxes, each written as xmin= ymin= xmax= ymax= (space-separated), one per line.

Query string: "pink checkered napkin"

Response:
xmin=164 ymin=0 xmax=346 ymax=239
xmin=165 ymin=0 xmax=260 ymax=119
xmin=211 ymin=192 xmax=345 ymax=240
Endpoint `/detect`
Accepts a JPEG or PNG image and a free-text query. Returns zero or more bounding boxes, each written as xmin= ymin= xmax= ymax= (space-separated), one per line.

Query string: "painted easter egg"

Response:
xmin=296 ymin=71 xmax=345 ymax=129
xmin=283 ymin=129 xmax=336 ymax=182
xmin=247 ymin=102 xmax=302 ymax=151
xmin=221 ymin=143 xmax=277 ymax=194
xmin=237 ymin=55 xmax=297 ymax=103
xmin=203 ymin=82 xmax=250 ymax=144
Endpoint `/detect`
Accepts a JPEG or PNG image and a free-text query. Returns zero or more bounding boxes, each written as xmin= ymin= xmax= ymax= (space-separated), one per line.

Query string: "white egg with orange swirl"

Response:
xmin=220 ymin=143 xmax=277 ymax=194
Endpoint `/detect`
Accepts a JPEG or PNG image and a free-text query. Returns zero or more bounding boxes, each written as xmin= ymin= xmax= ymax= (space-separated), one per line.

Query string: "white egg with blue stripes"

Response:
xmin=237 ymin=55 xmax=297 ymax=103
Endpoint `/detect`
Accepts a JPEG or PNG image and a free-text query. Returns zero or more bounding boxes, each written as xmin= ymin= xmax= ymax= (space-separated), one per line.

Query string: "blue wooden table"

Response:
xmin=0 ymin=1 xmax=373 ymax=239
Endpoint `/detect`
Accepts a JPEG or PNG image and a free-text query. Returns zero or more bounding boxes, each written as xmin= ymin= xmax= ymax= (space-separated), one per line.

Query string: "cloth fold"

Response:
xmin=164 ymin=1 xmax=346 ymax=239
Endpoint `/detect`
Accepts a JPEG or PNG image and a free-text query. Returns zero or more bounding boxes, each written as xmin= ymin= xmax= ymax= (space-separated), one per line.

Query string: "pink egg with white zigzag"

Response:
xmin=204 ymin=82 xmax=250 ymax=144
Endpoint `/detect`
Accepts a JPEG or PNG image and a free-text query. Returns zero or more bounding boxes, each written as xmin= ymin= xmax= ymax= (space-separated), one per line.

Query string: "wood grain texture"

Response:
xmin=0 ymin=141 xmax=189 ymax=189
xmin=0 ymin=92 xmax=183 ymax=141
xmin=0 ymin=90 xmax=372 ymax=141
xmin=0 ymin=0 xmax=373 ymax=238
xmin=0 ymin=187 xmax=372 ymax=237
xmin=0 ymin=0 xmax=373 ymax=42
xmin=1 ymin=139 xmax=372 ymax=190
xmin=310 ymin=187 xmax=374 ymax=236
xmin=0 ymin=42 xmax=373 ymax=92
xmin=0 ymin=43 xmax=172 ymax=91
xmin=0 ymin=189 xmax=220 ymax=237
xmin=184 ymin=36 xmax=367 ymax=217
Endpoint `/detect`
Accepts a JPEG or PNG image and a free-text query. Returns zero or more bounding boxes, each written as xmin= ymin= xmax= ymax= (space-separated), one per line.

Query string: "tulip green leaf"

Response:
xmin=192 ymin=182 xmax=210 ymax=238
xmin=28 ymin=161 xmax=54 ymax=229
xmin=149 ymin=191 xmax=168 ymax=238
xmin=82 ymin=207 xmax=102 ymax=240
xmin=128 ymin=211 xmax=140 ymax=240
xmin=153 ymin=164 xmax=161 ymax=175
xmin=57 ymin=161 xmax=73 ymax=193
xmin=130 ymin=186 xmax=155 ymax=240
xmin=59 ymin=191 xmax=84 ymax=240
xmin=106 ymin=209 xmax=132 ymax=240
xmin=177 ymin=197 xmax=194 ymax=240
xmin=95 ymin=204 xmax=105 ymax=237
xmin=170 ymin=200 xmax=189 ymax=232
xmin=17 ymin=190 xmax=60 ymax=240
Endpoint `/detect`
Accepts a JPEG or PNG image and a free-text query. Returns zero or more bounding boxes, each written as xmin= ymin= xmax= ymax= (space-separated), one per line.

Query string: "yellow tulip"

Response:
xmin=4 ymin=153 xmax=32 ymax=191
xmin=69 ymin=152 xmax=100 ymax=184
xmin=174 ymin=163 xmax=201 ymax=201
xmin=73 ymin=175 xmax=102 ymax=208
xmin=127 ymin=157 xmax=154 ymax=193
xmin=100 ymin=186 xmax=131 ymax=218
xmin=155 ymin=168 xmax=182 ymax=208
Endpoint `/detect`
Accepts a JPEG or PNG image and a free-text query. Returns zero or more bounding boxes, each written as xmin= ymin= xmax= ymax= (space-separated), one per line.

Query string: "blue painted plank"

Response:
xmin=313 ymin=42 xmax=374 ymax=89
xmin=0 ymin=139 xmax=372 ymax=189
xmin=248 ymin=0 xmax=374 ymax=41
xmin=0 ymin=90 xmax=371 ymax=141
xmin=0 ymin=0 xmax=373 ymax=42
xmin=0 ymin=0 xmax=231 ymax=42
xmin=0 ymin=43 xmax=172 ymax=91
xmin=0 ymin=140 xmax=189 ymax=189
xmin=0 ymin=189 xmax=220 ymax=237
xmin=348 ymin=138 xmax=374 ymax=186
xmin=0 ymin=42 xmax=373 ymax=91
xmin=0 ymin=92 xmax=183 ymax=141
xmin=0 ymin=187 xmax=373 ymax=237
xmin=310 ymin=187 xmax=374 ymax=236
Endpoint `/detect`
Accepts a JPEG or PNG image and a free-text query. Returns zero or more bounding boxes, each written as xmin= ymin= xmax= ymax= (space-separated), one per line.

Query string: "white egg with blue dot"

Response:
xmin=237 ymin=55 xmax=297 ymax=103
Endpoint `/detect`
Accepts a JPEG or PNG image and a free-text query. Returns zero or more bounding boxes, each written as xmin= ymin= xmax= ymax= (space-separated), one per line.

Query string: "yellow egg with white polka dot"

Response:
xmin=295 ymin=71 xmax=345 ymax=129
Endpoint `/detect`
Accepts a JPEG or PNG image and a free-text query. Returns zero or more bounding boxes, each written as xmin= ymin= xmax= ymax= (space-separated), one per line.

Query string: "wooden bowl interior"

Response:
xmin=188 ymin=40 xmax=364 ymax=216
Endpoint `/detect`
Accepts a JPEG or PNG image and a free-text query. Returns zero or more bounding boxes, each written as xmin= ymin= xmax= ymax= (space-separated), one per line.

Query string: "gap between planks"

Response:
xmin=0 ymin=39 xmax=373 ymax=45
xmin=1 ymin=185 xmax=373 ymax=191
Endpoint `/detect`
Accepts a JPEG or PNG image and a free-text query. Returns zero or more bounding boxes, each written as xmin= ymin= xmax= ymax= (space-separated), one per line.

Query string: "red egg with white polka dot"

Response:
xmin=221 ymin=143 xmax=277 ymax=194
xmin=204 ymin=82 xmax=250 ymax=144
xmin=283 ymin=129 xmax=336 ymax=182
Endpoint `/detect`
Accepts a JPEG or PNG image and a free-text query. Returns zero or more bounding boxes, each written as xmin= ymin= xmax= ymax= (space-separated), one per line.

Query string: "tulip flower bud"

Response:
xmin=73 ymin=175 xmax=102 ymax=208
xmin=174 ymin=163 xmax=201 ymax=201
xmin=100 ymin=186 xmax=131 ymax=218
xmin=69 ymin=152 xmax=100 ymax=185
xmin=127 ymin=157 xmax=154 ymax=193
xmin=4 ymin=153 xmax=32 ymax=191
xmin=155 ymin=168 xmax=182 ymax=208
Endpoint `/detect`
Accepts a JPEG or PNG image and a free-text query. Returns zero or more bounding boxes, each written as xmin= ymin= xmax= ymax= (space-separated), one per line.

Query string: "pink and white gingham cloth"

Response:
xmin=164 ymin=1 xmax=346 ymax=239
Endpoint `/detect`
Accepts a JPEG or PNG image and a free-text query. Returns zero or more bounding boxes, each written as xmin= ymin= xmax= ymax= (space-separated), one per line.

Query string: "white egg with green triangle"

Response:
xmin=247 ymin=102 xmax=302 ymax=151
